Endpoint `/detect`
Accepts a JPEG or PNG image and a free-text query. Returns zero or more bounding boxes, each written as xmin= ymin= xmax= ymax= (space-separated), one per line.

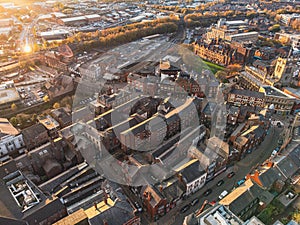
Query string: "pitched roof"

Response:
xmin=275 ymin=156 xmax=299 ymax=179
xmin=0 ymin=118 xmax=19 ymax=136
xmin=180 ymin=160 xmax=205 ymax=183
xmin=220 ymin=179 xmax=274 ymax=215
xmin=21 ymin=123 xmax=47 ymax=140
xmin=230 ymin=89 xmax=265 ymax=99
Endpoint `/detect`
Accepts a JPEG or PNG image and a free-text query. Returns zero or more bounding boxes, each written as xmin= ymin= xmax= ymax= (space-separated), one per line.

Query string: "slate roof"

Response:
xmin=275 ymin=156 xmax=299 ymax=179
xmin=88 ymin=181 xmax=136 ymax=225
xmin=258 ymin=168 xmax=283 ymax=189
xmin=287 ymin=145 xmax=300 ymax=168
xmin=230 ymin=89 xmax=265 ymax=99
xmin=180 ymin=160 xmax=206 ymax=183
xmin=22 ymin=123 xmax=48 ymax=141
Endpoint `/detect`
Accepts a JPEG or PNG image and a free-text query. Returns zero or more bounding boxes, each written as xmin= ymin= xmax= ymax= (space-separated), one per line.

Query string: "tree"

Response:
xmin=43 ymin=95 xmax=50 ymax=102
xmin=9 ymin=117 xmax=18 ymax=127
xmin=11 ymin=103 xmax=17 ymax=111
xmin=53 ymin=102 xmax=61 ymax=109
xmin=269 ymin=24 xmax=281 ymax=33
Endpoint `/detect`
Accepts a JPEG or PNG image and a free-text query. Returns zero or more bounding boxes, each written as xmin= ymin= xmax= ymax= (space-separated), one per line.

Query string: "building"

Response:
xmin=38 ymin=29 xmax=69 ymax=40
xmin=0 ymin=81 xmax=21 ymax=110
xmin=219 ymin=179 xmax=274 ymax=221
xmin=279 ymin=13 xmax=300 ymax=26
xmin=37 ymin=115 xmax=60 ymax=138
xmin=21 ymin=123 xmax=49 ymax=150
xmin=0 ymin=18 xmax=13 ymax=27
xmin=0 ymin=133 xmax=25 ymax=162
xmin=259 ymin=86 xmax=296 ymax=115
xmin=0 ymin=118 xmax=24 ymax=162
xmin=194 ymin=39 xmax=254 ymax=66
xmin=227 ymin=89 xmax=265 ymax=107
xmin=183 ymin=203 xmax=244 ymax=225
xmin=120 ymin=97 xmax=201 ymax=153
xmin=273 ymin=57 xmax=299 ymax=86
xmin=177 ymin=159 xmax=207 ymax=196
xmin=244 ymin=216 xmax=265 ymax=225
xmin=42 ymin=51 xmax=69 ymax=71
xmin=50 ymin=107 xmax=72 ymax=128
xmin=0 ymin=167 xmax=67 ymax=225
xmin=141 ymin=177 xmax=184 ymax=220
xmin=226 ymin=31 xmax=258 ymax=43
xmin=229 ymin=114 xmax=269 ymax=159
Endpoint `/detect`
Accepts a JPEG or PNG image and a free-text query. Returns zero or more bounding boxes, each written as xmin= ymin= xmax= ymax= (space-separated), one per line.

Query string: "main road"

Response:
xmin=138 ymin=125 xmax=283 ymax=225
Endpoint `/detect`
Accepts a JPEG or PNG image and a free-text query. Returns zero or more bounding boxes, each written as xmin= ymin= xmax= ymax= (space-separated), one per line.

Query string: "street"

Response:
xmin=132 ymin=125 xmax=283 ymax=225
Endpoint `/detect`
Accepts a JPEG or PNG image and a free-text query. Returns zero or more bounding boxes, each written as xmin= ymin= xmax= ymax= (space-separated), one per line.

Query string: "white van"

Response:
xmin=218 ymin=190 xmax=229 ymax=200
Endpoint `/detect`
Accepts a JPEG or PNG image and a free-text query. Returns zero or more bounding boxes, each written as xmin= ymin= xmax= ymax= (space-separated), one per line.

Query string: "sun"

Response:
xmin=23 ymin=44 xmax=32 ymax=53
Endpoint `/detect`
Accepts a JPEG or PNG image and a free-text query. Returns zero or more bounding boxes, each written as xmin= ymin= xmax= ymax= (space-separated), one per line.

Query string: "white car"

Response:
xmin=271 ymin=120 xmax=284 ymax=127
xmin=218 ymin=190 xmax=229 ymax=200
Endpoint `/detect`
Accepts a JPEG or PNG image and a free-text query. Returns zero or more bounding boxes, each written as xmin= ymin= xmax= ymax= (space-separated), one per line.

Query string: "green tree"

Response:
xmin=11 ymin=103 xmax=17 ymax=111
xmin=53 ymin=102 xmax=61 ymax=109
xmin=9 ymin=117 xmax=18 ymax=127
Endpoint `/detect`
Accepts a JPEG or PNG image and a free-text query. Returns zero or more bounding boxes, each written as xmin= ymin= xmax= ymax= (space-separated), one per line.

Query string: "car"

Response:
xmin=237 ymin=178 xmax=246 ymax=186
xmin=203 ymin=189 xmax=212 ymax=197
xmin=217 ymin=180 xmax=224 ymax=186
xmin=218 ymin=190 xmax=229 ymax=200
xmin=134 ymin=201 xmax=142 ymax=212
xmin=209 ymin=200 xmax=216 ymax=206
xmin=180 ymin=205 xmax=190 ymax=214
xmin=227 ymin=172 xmax=235 ymax=178
xmin=190 ymin=198 xmax=199 ymax=206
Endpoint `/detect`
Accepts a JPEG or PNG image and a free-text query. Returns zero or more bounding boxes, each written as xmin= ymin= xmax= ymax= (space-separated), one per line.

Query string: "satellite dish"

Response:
xmin=269 ymin=104 xmax=275 ymax=110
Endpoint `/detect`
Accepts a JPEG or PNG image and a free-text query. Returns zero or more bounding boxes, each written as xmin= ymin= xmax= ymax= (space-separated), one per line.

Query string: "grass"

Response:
xmin=202 ymin=60 xmax=225 ymax=74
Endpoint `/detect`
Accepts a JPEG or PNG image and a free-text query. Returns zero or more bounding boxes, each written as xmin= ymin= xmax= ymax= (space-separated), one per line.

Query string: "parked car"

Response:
xmin=180 ymin=205 xmax=190 ymax=214
xmin=237 ymin=178 xmax=246 ymax=186
xmin=218 ymin=190 xmax=228 ymax=200
xmin=190 ymin=198 xmax=199 ymax=206
xmin=227 ymin=172 xmax=235 ymax=178
xmin=203 ymin=189 xmax=212 ymax=197
xmin=134 ymin=201 xmax=142 ymax=212
xmin=209 ymin=200 xmax=216 ymax=206
xmin=217 ymin=180 xmax=224 ymax=186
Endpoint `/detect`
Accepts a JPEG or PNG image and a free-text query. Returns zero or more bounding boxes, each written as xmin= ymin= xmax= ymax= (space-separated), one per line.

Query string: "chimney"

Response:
xmin=159 ymin=185 xmax=163 ymax=192
xmin=103 ymin=195 xmax=108 ymax=205
xmin=147 ymin=192 xmax=151 ymax=201
xmin=94 ymin=202 xmax=98 ymax=210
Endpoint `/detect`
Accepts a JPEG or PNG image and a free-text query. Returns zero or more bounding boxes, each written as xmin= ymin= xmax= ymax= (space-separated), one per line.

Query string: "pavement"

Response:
xmin=132 ymin=125 xmax=283 ymax=225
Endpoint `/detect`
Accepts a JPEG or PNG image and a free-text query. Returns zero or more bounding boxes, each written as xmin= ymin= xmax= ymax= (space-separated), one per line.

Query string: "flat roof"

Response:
xmin=219 ymin=179 xmax=253 ymax=206
xmin=0 ymin=87 xmax=20 ymax=105
xmin=61 ymin=16 xmax=87 ymax=23
xmin=0 ymin=118 xmax=19 ymax=135
xmin=262 ymin=86 xmax=295 ymax=99
xmin=40 ymin=29 xmax=69 ymax=37
xmin=230 ymin=31 xmax=258 ymax=37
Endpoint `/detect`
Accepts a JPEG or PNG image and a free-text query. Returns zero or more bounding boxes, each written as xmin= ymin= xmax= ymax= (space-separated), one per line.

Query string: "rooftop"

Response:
xmin=38 ymin=115 xmax=60 ymax=131
xmin=192 ymin=204 xmax=244 ymax=225
xmin=0 ymin=83 xmax=20 ymax=105
xmin=262 ymin=86 xmax=294 ymax=99
xmin=0 ymin=118 xmax=19 ymax=136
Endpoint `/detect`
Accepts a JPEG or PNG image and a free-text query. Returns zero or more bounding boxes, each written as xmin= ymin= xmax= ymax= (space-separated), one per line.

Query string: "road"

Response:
xmin=124 ymin=125 xmax=283 ymax=225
